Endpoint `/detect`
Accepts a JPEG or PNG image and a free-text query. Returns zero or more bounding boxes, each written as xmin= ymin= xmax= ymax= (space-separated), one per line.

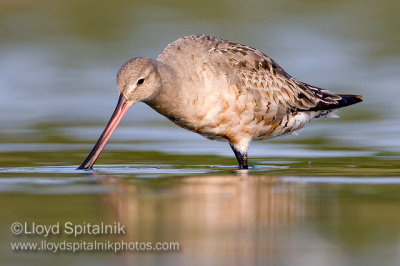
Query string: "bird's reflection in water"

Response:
xmin=94 ymin=173 xmax=310 ymax=264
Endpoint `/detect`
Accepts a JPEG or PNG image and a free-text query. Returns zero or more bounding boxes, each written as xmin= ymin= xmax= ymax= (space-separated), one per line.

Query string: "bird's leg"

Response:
xmin=229 ymin=143 xmax=248 ymax=169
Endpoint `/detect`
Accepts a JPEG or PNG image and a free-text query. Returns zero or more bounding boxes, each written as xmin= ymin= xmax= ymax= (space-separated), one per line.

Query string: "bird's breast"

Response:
xmin=147 ymin=78 xmax=312 ymax=144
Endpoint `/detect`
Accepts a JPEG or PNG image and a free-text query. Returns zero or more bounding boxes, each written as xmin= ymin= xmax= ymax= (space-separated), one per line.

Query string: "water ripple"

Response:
xmin=281 ymin=176 xmax=400 ymax=184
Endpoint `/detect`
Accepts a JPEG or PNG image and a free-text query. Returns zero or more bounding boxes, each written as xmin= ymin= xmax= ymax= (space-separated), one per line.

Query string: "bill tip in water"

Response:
xmin=76 ymin=164 xmax=93 ymax=171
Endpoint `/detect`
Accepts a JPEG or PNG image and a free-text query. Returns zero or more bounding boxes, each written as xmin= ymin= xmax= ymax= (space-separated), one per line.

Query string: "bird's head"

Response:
xmin=77 ymin=57 xmax=161 ymax=170
xmin=117 ymin=57 xmax=162 ymax=103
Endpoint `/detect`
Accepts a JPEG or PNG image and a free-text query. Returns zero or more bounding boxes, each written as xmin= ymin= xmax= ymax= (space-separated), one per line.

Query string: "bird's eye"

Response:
xmin=137 ymin=78 xmax=145 ymax=85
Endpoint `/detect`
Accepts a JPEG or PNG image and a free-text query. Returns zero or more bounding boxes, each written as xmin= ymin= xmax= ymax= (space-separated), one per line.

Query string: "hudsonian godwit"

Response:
xmin=78 ymin=35 xmax=362 ymax=170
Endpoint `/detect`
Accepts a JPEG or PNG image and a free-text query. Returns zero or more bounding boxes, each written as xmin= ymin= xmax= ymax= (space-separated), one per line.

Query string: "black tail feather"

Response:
xmin=336 ymin=94 xmax=363 ymax=107
xmin=302 ymin=94 xmax=363 ymax=112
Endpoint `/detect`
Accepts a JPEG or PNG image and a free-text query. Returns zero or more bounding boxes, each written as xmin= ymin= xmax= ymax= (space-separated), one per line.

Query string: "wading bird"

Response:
xmin=78 ymin=35 xmax=362 ymax=170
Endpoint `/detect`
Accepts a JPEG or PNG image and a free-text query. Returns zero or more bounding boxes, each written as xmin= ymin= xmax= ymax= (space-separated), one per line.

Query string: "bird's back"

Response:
xmin=155 ymin=35 xmax=362 ymax=143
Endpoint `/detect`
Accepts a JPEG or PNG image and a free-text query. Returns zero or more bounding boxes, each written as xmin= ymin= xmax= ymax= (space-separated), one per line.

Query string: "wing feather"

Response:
xmin=210 ymin=38 xmax=356 ymax=112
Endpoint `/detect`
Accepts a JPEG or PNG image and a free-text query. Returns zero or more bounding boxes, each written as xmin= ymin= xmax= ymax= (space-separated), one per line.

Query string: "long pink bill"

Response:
xmin=77 ymin=94 xmax=132 ymax=170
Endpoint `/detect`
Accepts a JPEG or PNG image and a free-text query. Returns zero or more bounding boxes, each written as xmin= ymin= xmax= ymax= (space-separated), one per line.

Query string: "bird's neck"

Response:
xmin=144 ymin=61 xmax=183 ymax=119
xmin=157 ymin=61 xmax=178 ymax=94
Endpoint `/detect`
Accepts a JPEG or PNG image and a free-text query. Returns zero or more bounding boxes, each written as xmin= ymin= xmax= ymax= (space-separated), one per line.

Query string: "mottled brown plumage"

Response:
xmin=78 ymin=35 xmax=362 ymax=170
